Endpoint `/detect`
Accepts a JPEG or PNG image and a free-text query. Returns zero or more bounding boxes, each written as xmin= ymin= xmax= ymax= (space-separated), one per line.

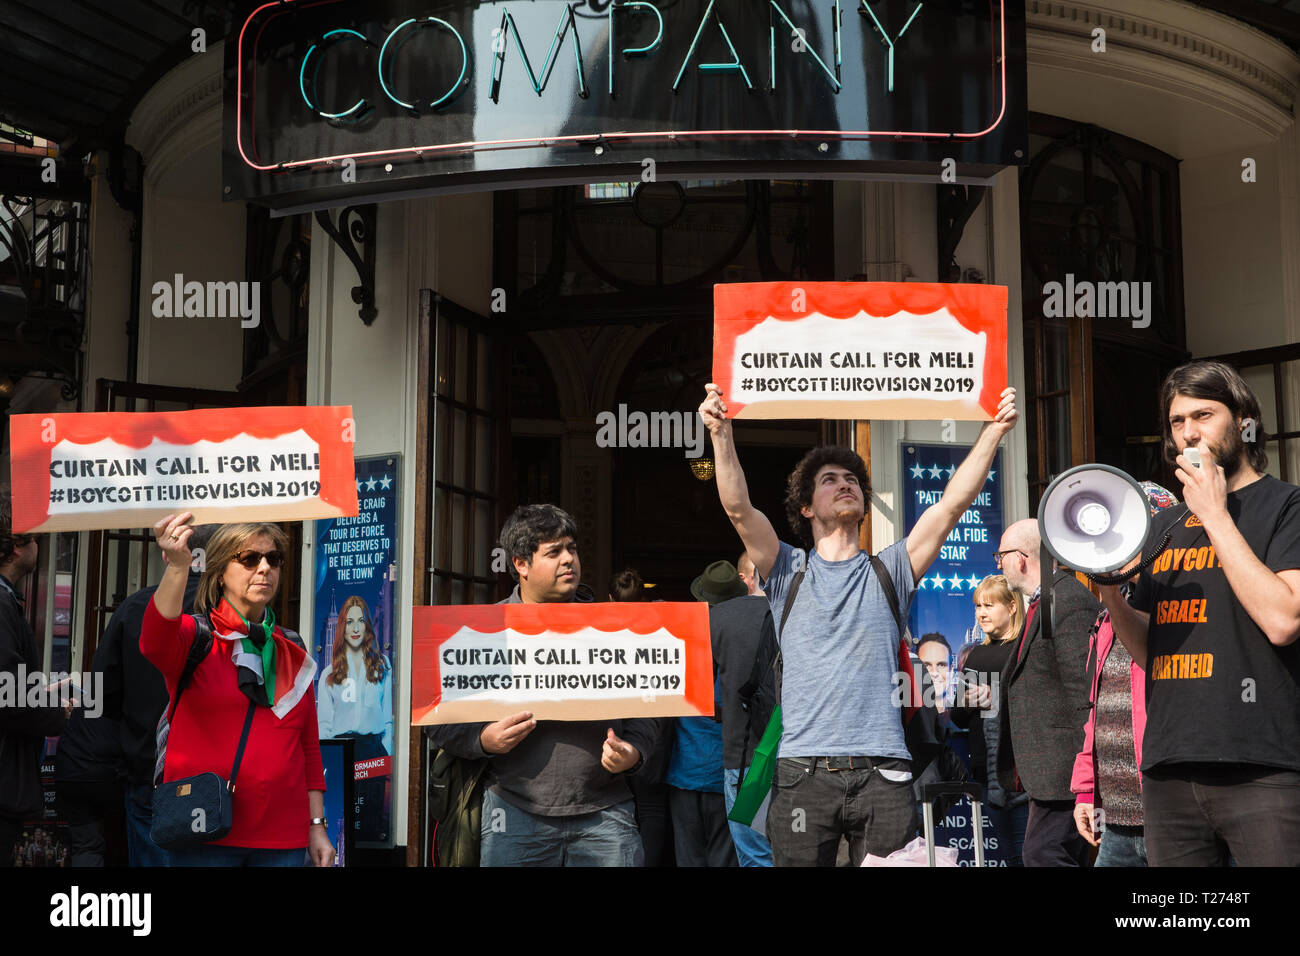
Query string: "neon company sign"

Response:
xmin=225 ymin=0 xmax=1026 ymax=205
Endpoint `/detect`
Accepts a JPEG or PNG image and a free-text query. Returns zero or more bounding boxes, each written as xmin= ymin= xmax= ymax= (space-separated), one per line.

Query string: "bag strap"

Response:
xmin=736 ymin=609 xmax=777 ymax=770
xmin=871 ymin=554 xmax=925 ymax=735
xmin=772 ymin=568 xmax=805 ymax=707
xmin=168 ymin=614 xmax=214 ymax=725
xmin=869 ymin=554 xmax=905 ymax=638
xmin=227 ymin=700 xmax=258 ymax=793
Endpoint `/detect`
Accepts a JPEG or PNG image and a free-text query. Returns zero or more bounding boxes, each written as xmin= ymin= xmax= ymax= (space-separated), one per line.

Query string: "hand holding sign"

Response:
xmin=153 ymin=511 xmax=196 ymax=567
xmin=152 ymin=512 xmax=197 ymax=620
xmin=986 ymin=386 xmax=1020 ymax=437
xmin=601 ymin=727 xmax=640 ymax=774
xmin=698 ymin=384 xmax=730 ymax=438
xmin=479 ymin=711 xmax=537 ymax=755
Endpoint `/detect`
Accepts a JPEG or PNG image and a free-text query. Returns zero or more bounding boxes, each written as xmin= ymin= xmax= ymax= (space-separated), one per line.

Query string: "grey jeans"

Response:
xmin=479 ymin=788 xmax=645 ymax=867
xmin=767 ymin=757 xmax=917 ymax=867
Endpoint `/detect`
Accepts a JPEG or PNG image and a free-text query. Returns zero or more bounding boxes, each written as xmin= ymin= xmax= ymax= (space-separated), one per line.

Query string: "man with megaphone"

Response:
xmin=1097 ymin=361 xmax=1300 ymax=867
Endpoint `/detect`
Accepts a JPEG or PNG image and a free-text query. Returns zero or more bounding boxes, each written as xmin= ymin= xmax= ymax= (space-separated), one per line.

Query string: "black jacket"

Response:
xmin=97 ymin=574 xmax=202 ymax=784
xmin=997 ymin=570 xmax=1099 ymax=802
xmin=710 ymin=594 xmax=775 ymax=770
xmin=0 ymin=575 xmax=66 ymax=820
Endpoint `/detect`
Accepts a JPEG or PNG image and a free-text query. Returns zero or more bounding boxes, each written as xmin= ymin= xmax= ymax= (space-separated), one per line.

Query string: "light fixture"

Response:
xmin=690 ymin=456 xmax=715 ymax=481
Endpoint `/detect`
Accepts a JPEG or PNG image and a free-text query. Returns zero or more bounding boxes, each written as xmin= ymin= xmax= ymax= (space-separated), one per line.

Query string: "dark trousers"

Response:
xmin=56 ymin=778 xmax=126 ymax=867
xmin=629 ymin=776 xmax=673 ymax=867
xmin=0 ymin=816 xmax=20 ymax=868
xmin=987 ymin=799 xmax=1030 ymax=867
xmin=1023 ymin=798 xmax=1091 ymax=867
xmin=668 ymin=787 xmax=736 ymax=867
xmin=767 ymin=757 xmax=917 ymax=867
xmin=1143 ymin=764 xmax=1300 ymax=866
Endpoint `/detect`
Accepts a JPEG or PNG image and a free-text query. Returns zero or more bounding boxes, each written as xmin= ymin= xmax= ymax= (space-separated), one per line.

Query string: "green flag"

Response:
xmin=728 ymin=706 xmax=782 ymax=830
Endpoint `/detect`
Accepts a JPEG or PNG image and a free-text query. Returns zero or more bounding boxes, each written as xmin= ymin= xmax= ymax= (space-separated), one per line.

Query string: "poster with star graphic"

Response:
xmin=903 ymin=441 xmax=1007 ymax=867
xmin=903 ymin=443 xmax=1005 ymax=658
xmin=312 ymin=453 xmax=399 ymax=849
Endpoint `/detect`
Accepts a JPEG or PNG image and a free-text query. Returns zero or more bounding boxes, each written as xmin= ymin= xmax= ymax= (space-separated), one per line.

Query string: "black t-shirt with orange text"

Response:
xmin=1130 ymin=474 xmax=1300 ymax=772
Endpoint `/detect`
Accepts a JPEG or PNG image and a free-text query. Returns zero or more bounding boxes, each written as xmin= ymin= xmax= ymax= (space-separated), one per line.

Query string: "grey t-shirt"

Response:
xmin=763 ymin=540 xmax=916 ymax=760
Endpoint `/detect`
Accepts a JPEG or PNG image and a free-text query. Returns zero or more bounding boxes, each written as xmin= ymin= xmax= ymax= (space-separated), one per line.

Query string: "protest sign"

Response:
xmin=411 ymin=602 xmax=713 ymax=724
xmin=713 ymin=282 xmax=1008 ymax=421
xmin=8 ymin=406 xmax=359 ymax=533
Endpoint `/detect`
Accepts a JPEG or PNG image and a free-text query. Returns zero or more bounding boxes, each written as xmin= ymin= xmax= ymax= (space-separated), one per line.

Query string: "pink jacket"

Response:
xmin=1070 ymin=611 xmax=1147 ymax=806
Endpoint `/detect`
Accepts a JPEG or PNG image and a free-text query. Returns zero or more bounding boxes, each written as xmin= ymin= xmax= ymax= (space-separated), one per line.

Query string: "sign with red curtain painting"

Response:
xmin=412 ymin=602 xmax=713 ymax=724
xmin=712 ymin=282 xmax=1008 ymax=421
xmin=8 ymin=406 xmax=359 ymax=532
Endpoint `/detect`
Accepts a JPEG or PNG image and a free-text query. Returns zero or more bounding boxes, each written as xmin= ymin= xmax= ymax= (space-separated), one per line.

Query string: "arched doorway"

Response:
xmin=610 ymin=319 xmax=818 ymax=601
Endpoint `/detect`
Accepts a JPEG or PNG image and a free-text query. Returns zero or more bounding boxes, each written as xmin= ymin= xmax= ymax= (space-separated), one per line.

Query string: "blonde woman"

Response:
xmin=950 ymin=574 xmax=1029 ymax=865
xmin=143 ymin=512 xmax=334 ymax=866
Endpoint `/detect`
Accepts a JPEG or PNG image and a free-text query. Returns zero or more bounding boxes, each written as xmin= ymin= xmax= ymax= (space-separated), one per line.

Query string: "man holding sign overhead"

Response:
xmin=699 ymin=383 xmax=1018 ymax=866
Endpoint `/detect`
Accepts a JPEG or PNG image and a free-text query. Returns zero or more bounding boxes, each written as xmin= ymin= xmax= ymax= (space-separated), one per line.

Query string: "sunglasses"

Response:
xmin=231 ymin=549 xmax=285 ymax=570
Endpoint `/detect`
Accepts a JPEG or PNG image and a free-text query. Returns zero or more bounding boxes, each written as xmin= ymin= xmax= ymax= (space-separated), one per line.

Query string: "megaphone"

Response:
xmin=1037 ymin=464 xmax=1150 ymax=576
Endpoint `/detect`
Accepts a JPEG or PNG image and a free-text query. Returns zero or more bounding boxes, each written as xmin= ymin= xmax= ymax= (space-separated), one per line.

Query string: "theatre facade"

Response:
xmin=2 ymin=0 xmax=1299 ymax=863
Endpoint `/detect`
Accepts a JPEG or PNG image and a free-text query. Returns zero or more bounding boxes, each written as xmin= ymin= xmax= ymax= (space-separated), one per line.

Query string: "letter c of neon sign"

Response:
xmin=299 ymin=29 xmax=374 ymax=120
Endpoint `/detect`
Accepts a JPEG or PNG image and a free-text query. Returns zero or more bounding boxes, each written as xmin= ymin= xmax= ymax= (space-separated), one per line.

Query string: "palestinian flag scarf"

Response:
xmin=209 ymin=598 xmax=316 ymax=718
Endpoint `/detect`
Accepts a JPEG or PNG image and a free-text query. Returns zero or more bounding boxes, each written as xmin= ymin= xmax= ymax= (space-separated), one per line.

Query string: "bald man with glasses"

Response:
xmin=992 ymin=519 xmax=1099 ymax=867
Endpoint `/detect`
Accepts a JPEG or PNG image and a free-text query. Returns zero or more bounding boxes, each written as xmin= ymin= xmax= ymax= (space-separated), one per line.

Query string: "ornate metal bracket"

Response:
xmin=315 ymin=204 xmax=377 ymax=325
xmin=936 ymin=184 xmax=988 ymax=282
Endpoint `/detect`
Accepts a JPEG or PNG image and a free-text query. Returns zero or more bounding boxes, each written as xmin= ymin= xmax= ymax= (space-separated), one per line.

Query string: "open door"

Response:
xmin=409 ymin=289 xmax=509 ymax=865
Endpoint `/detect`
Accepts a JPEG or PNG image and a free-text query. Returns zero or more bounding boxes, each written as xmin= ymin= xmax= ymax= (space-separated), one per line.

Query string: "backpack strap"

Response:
xmin=154 ymin=614 xmax=215 ymax=787
xmin=869 ymin=554 xmax=906 ymax=638
xmin=772 ymin=568 xmax=805 ymax=706
xmin=167 ymin=614 xmax=215 ymax=725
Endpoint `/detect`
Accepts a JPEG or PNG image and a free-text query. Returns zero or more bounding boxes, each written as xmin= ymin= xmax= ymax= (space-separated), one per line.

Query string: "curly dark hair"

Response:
xmin=499 ymin=504 xmax=579 ymax=582
xmin=608 ymin=568 xmax=644 ymax=602
xmin=1159 ymin=360 xmax=1268 ymax=474
xmin=784 ymin=446 xmax=870 ymax=546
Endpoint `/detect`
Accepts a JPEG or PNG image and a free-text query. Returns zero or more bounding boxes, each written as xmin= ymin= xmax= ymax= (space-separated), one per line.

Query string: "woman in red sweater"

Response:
xmin=145 ymin=512 xmax=334 ymax=866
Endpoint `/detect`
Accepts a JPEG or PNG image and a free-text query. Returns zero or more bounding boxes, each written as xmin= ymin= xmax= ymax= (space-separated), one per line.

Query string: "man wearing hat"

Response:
xmin=664 ymin=560 xmax=750 ymax=866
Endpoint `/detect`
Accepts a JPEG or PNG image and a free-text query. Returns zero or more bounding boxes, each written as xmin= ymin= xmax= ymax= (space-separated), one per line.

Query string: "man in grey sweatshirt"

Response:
xmin=427 ymin=504 xmax=663 ymax=866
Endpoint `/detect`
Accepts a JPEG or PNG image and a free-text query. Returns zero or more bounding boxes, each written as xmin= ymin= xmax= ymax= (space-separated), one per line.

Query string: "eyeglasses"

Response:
xmin=991 ymin=549 xmax=1026 ymax=567
xmin=231 ymin=549 xmax=284 ymax=570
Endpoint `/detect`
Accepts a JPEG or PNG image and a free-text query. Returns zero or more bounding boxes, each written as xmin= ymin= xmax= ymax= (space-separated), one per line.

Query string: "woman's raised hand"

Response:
xmin=153 ymin=512 xmax=196 ymax=569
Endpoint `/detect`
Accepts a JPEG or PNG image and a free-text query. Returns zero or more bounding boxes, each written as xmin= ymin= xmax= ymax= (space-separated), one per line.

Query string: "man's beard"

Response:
xmin=831 ymin=503 xmax=863 ymax=526
xmin=1204 ymin=428 xmax=1245 ymax=479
